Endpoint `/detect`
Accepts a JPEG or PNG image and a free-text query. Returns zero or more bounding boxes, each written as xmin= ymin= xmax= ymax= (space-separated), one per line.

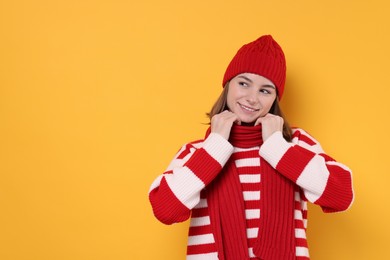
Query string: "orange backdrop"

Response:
xmin=1 ymin=0 xmax=389 ymax=259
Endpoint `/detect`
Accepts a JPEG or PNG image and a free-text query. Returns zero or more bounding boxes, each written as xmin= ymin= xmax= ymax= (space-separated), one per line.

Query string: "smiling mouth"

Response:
xmin=239 ymin=103 xmax=260 ymax=112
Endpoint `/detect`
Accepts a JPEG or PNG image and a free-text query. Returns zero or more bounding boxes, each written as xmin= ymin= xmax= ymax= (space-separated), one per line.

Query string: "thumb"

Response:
xmin=254 ymin=117 xmax=263 ymax=126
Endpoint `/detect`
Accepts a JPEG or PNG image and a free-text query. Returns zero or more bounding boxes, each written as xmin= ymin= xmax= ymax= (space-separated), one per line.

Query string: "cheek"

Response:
xmin=262 ymin=99 xmax=276 ymax=114
xmin=226 ymin=95 xmax=232 ymax=110
xmin=226 ymin=90 xmax=238 ymax=109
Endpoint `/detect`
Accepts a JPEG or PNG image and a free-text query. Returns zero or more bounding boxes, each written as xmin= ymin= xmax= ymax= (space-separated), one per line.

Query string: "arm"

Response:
xmin=259 ymin=129 xmax=354 ymax=212
xmin=148 ymin=133 xmax=234 ymax=224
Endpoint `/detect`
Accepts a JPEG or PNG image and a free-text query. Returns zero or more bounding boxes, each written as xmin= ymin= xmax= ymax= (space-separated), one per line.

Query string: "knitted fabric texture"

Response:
xmin=205 ymin=125 xmax=295 ymax=259
xmin=222 ymin=35 xmax=287 ymax=99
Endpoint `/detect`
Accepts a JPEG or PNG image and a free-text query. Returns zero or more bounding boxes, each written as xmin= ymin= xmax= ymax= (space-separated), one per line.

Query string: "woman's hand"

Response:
xmin=255 ymin=113 xmax=284 ymax=141
xmin=211 ymin=111 xmax=240 ymax=140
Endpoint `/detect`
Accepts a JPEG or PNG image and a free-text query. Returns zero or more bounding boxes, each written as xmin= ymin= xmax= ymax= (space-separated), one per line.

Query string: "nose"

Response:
xmin=246 ymin=88 xmax=259 ymax=105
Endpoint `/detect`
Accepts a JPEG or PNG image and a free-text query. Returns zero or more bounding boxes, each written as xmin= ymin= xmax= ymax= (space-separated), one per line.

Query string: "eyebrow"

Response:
xmin=237 ymin=75 xmax=276 ymax=89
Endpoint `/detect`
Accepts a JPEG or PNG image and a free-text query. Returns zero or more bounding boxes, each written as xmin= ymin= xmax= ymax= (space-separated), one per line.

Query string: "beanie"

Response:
xmin=222 ymin=35 xmax=287 ymax=99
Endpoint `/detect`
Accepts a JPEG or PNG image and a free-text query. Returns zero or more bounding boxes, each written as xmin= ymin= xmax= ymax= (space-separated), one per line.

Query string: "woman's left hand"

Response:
xmin=255 ymin=113 xmax=284 ymax=141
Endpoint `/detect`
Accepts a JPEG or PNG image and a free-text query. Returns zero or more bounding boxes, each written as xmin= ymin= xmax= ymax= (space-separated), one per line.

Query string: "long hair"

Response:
xmin=206 ymin=83 xmax=293 ymax=142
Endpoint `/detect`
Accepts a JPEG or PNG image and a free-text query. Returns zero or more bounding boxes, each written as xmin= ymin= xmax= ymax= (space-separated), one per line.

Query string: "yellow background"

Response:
xmin=1 ymin=0 xmax=389 ymax=259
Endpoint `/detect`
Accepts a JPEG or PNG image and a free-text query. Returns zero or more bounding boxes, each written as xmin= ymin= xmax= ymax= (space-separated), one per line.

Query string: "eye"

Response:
xmin=239 ymin=81 xmax=249 ymax=87
xmin=260 ymin=89 xmax=271 ymax=94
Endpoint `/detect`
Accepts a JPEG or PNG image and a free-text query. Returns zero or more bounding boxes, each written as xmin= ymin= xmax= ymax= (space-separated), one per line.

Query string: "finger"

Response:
xmin=255 ymin=114 xmax=271 ymax=125
xmin=217 ymin=110 xmax=235 ymax=120
xmin=254 ymin=117 xmax=262 ymax=126
xmin=263 ymin=113 xmax=277 ymax=118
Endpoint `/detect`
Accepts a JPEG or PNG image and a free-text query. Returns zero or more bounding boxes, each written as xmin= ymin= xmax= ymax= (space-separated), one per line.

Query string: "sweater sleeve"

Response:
xmin=259 ymin=129 xmax=354 ymax=213
xmin=148 ymin=133 xmax=234 ymax=224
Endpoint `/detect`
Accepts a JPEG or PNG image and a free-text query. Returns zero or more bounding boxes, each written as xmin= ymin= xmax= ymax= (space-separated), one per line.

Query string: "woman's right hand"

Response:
xmin=210 ymin=110 xmax=240 ymax=140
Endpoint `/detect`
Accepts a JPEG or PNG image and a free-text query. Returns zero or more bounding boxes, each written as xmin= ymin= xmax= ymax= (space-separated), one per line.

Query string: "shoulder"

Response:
xmin=168 ymin=133 xmax=234 ymax=171
xmin=291 ymin=127 xmax=324 ymax=153
xmin=162 ymin=139 xmax=204 ymax=172
xmin=174 ymin=139 xmax=205 ymax=160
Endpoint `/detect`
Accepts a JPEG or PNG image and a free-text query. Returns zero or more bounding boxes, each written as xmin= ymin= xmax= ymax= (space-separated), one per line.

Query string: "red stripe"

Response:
xmin=236 ymin=166 xmax=261 ymax=174
xmin=176 ymin=144 xmax=193 ymax=159
xmin=295 ymin=238 xmax=309 ymax=248
xmin=276 ymin=146 xmax=315 ymax=182
xmin=315 ymin=164 xmax=353 ymax=212
xmin=233 ymin=150 xmax=260 ymax=159
xmin=188 ymin=225 xmax=213 ymax=236
xmin=187 ymin=243 xmax=217 ymax=255
xmin=319 ymin=152 xmax=335 ymax=162
xmin=293 ymin=130 xmax=316 ymax=146
xmin=240 ymin=182 xmax=260 ymax=191
xmin=246 ymin=218 xmax=260 ymax=227
xmin=295 ymin=219 xmax=306 ymax=229
xmin=244 ymin=200 xmax=261 ymax=209
xmin=149 ymin=178 xmax=191 ymax=224
xmin=191 ymin=207 xmax=209 ymax=217
xmin=186 ymin=148 xmax=222 ymax=185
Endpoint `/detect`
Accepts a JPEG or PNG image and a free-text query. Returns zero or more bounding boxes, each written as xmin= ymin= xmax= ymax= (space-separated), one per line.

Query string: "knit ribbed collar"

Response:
xmin=205 ymin=123 xmax=263 ymax=148
xmin=228 ymin=124 xmax=263 ymax=148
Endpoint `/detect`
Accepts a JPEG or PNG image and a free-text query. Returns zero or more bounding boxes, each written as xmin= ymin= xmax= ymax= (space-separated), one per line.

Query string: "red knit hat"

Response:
xmin=222 ymin=35 xmax=287 ymax=99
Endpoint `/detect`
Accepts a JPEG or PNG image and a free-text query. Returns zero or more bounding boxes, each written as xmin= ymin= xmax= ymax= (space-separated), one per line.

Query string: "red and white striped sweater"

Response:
xmin=149 ymin=128 xmax=354 ymax=259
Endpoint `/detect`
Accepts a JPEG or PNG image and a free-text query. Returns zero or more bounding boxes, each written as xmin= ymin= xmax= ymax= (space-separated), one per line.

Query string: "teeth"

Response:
xmin=240 ymin=104 xmax=257 ymax=112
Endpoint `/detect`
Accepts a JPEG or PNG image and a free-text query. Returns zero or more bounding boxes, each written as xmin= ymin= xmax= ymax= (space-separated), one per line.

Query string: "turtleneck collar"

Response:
xmin=228 ymin=124 xmax=263 ymax=148
xmin=205 ymin=123 xmax=263 ymax=149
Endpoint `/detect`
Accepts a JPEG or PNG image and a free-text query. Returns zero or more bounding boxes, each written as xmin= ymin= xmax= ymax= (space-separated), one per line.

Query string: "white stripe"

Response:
xmin=295 ymin=228 xmax=306 ymax=239
xmin=187 ymin=234 xmax=215 ymax=246
xmin=166 ymin=145 xmax=192 ymax=171
xmin=149 ymin=175 xmax=163 ymax=192
xmin=190 ymin=216 xmax=210 ymax=227
xmin=194 ymin=198 xmax=208 ymax=209
xmin=165 ymin=166 xmax=204 ymax=209
xmin=294 ymin=139 xmax=323 ymax=152
xmin=243 ymin=191 xmax=260 ymax=201
xmin=301 ymin=200 xmax=308 ymax=211
xmin=187 ymin=252 xmax=218 ymax=260
xmin=166 ymin=158 xmax=185 ymax=170
xmin=248 ymin=247 xmax=256 ymax=258
xmin=292 ymin=129 xmax=324 ymax=153
xmin=259 ymin=131 xmax=291 ymax=168
xmin=294 ymin=209 xmax=303 ymax=220
xmin=303 ymin=219 xmax=308 ymax=228
xmin=245 ymin=209 xmax=260 ymax=219
xmin=246 ymin=227 xmax=259 ymax=239
xmin=296 ymin=246 xmax=310 ymax=257
xmin=235 ymin=158 xmax=260 ymax=167
xmin=327 ymin=160 xmax=352 ymax=172
xmin=239 ymin=174 xmax=260 ymax=183
xmin=203 ymin=133 xmax=234 ymax=166
xmin=296 ymin=155 xmax=330 ymax=202
xmin=191 ymin=142 xmax=203 ymax=149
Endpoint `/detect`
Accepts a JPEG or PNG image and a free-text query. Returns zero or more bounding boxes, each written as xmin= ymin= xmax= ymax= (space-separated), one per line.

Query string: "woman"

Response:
xmin=148 ymin=35 xmax=354 ymax=260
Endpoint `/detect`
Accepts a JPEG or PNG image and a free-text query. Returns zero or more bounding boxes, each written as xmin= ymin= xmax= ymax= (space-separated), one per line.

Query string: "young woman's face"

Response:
xmin=227 ymin=73 xmax=277 ymax=124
